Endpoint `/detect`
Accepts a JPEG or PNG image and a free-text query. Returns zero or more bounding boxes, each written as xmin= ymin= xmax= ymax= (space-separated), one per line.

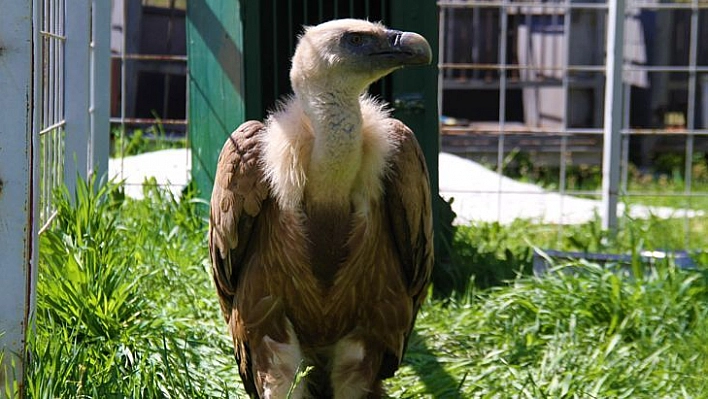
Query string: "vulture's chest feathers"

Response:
xmin=260 ymin=97 xmax=395 ymax=285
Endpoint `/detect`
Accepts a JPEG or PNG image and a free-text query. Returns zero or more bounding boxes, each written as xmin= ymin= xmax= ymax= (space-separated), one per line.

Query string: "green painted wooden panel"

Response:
xmin=186 ymin=0 xmax=245 ymax=199
xmin=389 ymin=0 xmax=440 ymax=197
xmin=388 ymin=2 xmax=454 ymax=291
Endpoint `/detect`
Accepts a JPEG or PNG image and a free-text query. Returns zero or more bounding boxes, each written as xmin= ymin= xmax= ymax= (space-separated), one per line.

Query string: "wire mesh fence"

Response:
xmin=28 ymin=0 xmax=708 ymax=241
xmin=35 ymin=0 xmax=111 ymax=232
xmin=37 ymin=0 xmax=67 ymax=232
xmin=109 ymin=0 xmax=191 ymax=198
xmin=438 ymin=0 xmax=708 ymax=247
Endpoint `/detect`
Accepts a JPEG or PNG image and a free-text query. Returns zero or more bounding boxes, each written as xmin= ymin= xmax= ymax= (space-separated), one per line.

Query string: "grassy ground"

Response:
xmin=19 ymin=177 xmax=708 ymax=398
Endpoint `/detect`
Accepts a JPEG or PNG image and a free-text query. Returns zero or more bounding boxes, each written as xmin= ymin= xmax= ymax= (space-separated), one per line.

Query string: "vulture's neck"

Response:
xmin=300 ymin=89 xmax=364 ymax=204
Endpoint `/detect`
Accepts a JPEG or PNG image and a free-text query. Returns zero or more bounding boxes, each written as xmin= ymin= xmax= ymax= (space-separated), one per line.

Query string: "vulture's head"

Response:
xmin=290 ymin=19 xmax=432 ymax=98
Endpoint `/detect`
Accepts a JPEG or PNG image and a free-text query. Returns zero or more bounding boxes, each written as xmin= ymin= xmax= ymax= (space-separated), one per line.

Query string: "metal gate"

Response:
xmin=0 ymin=0 xmax=109 ymax=394
xmin=438 ymin=0 xmax=708 ymax=244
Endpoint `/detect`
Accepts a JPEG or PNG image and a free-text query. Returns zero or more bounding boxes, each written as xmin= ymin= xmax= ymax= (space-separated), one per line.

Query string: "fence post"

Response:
xmin=602 ymin=0 xmax=626 ymax=232
xmin=0 ymin=0 xmax=37 ymax=395
xmin=65 ymin=0 xmax=91 ymax=192
xmin=90 ymin=0 xmax=111 ymax=182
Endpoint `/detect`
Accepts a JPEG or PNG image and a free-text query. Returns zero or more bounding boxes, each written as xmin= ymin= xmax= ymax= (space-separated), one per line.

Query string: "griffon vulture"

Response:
xmin=209 ymin=19 xmax=434 ymax=398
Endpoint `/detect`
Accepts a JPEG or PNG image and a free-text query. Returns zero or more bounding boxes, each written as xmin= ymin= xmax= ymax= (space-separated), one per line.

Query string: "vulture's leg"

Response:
xmin=330 ymin=336 xmax=384 ymax=399
xmin=251 ymin=318 xmax=307 ymax=399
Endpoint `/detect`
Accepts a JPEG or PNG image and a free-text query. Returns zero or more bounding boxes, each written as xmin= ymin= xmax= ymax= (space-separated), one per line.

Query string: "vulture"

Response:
xmin=209 ymin=19 xmax=434 ymax=399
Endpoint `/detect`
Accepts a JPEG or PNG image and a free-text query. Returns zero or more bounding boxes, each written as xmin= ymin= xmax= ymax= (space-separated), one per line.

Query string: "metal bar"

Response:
xmin=0 ymin=0 xmax=36 ymax=394
xmin=64 ymin=0 xmax=91 ymax=195
xmin=39 ymin=30 xmax=66 ymax=40
xmin=623 ymin=191 xmax=708 ymax=198
xmin=112 ymin=53 xmax=187 ymax=61
xmin=438 ymin=7 xmax=446 ymax=144
xmin=620 ymin=84 xmax=631 ymax=205
xmin=558 ymin=3 xmax=571 ymax=227
xmin=118 ymin=0 xmax=128 ymax=179
xmin=621 ymin=128 xmax=708 ymax=135
xmin=439 ymin=188 xmax=708 ymax=197
xmin=438 ymin=1 xmax=610 ymax=10
xmin=442 ymin=189 xmax=604 ymax=196
xmin=437 ymin=189 xmax=708 ymax=198
xmin=440 ymin=63 xmax=708 ymax=73
xmin=272 ymin=0 xmax=279 ymax=102
xmin=622 ymin=65 xmax=708 ymax=72
xmin=437 ymin=0 xmax=706 ymax=9
xmin=443 ymin=125 xmax=708 ymax=136
xmin=41 ymin=130 xmax=48 ymax=222
xmin=442 ymin=126 xmax=605 ymax=134
xmin=109 ymin=117 xmax=188 ymax=125
xmin=90 ymin=0 xmax=111 ymax=180
xmin=626 ymin=1 xmax=708 ymax=9
xmin=440 ymin=63 xmax=607 ymax=71
xmin=683 ymin=0 xmax=700 ymax=246
xmin=601 ymin=0 xmax=627 ymax=232
xmin=39 ymin=120 xmax=67 ymax=135
xmin=496 ymin=0 xmax=510 ymax=221
xmin=288 ymin=0 xmax=293 ymax=52
xmin=38 ymin=211 xmax=59 ymax=236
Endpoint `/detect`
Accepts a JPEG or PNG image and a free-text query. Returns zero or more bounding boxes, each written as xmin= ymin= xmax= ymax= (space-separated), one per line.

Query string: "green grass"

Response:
xmin=28 ymin=177 xmax=246 ymax=398
xmin=391 ymin=261 xmax=708 ymax=398
xmin=111 ymin=124 xmax=187 ymax=158
xmin=26 ymin=177 xmax=708 ymax=398
xmin=498 ymin=150 xmax=708 ymax=212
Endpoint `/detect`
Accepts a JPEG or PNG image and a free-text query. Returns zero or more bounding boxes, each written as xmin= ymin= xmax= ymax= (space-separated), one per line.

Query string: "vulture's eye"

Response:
xmin=344 ymin=33 xmax=370 ymax=47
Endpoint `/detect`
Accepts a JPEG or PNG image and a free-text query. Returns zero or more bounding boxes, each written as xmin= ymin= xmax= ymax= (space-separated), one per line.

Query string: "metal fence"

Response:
xmin=0 ymin=0 xmax=109 ymax=393
xmin=37 ymin=0 xmax=110 ymax=231
xmin=438 ymin=0 xmax=708 ymax=246
xmin=37 ymin=0 xmax=67 ymax=231
xmin=109 ymin=0 xmax=190 ymax=198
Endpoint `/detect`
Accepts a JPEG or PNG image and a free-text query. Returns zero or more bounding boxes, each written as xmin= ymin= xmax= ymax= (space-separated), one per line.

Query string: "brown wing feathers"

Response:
xmin=208 ymin=121 xmax=268 ymax=396
xmin=209 ymin=121 xmax=268 ymax=395
xmin=209 ymin=120 xmax=267 ymax=318
xmin=385 ymin=119 xmax=434 ymax=302
xmin=380 ymin=119 xmax=434 ymax=378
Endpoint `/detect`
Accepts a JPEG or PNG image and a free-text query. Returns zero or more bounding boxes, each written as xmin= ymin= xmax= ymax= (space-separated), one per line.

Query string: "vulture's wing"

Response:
xmin=382 ymin=119 xmax=434 ymax=375
xmin=208 ymin=120 xmax=268 ymax=396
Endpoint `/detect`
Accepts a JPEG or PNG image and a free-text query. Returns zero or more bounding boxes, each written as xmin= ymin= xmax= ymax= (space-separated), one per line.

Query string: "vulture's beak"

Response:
xmin=372 ymin=30 xmax=432 ymax=67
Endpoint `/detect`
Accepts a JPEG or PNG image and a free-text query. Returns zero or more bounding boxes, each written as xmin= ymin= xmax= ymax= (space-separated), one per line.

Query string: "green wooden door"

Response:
xmin=186 ymin=0 xmax=245 ymax=198
xmin=389 ymin=0 xmax=440 ymax=197
xmin=388 ymin=2 xmax=453 ymax=297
